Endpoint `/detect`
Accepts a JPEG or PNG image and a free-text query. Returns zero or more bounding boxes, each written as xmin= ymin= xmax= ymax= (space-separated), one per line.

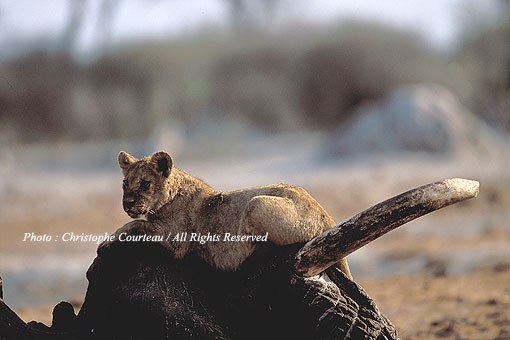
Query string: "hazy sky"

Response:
xmin=0 ymin=0 xmax=497 ymax=55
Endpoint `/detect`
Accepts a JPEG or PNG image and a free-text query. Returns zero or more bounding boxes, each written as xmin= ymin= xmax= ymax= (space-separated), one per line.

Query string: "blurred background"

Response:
xmin=0 ymin=0 xmax=509 ymax=338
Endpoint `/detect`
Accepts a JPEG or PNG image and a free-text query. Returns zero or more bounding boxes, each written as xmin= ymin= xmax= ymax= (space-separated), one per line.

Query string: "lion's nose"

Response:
xmin=123 ymin=199 xmax=135 ymax=210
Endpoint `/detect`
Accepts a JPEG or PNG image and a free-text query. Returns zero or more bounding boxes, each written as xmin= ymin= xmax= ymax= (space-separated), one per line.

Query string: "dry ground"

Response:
xmin=360 ymin=265 xmax=510 ymax=340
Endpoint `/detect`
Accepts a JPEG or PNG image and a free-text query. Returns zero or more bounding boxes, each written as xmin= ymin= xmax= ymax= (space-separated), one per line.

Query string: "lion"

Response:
xmin=100 ymin=150 xmax=351 ymax=278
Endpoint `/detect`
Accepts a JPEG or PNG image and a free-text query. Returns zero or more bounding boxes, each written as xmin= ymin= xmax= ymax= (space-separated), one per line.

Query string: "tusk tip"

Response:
xmin=444 ymin=178 xmax=480 ymax=198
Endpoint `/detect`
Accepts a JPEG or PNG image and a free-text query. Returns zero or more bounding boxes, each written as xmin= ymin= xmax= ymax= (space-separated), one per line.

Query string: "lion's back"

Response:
xmin=202 ymin=183 xmax=335 ymax=233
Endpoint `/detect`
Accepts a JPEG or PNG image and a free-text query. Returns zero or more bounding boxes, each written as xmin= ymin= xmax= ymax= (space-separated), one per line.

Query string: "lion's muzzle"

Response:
xmin=123 ymin=194 xmax=147 ymax=218
xmin=123 ymin=199 xmax=136 ymax=210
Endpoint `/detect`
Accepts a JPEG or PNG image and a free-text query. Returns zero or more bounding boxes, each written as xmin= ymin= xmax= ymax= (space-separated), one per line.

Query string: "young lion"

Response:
xmin=102 ymin=150 xmax=351 ymax=278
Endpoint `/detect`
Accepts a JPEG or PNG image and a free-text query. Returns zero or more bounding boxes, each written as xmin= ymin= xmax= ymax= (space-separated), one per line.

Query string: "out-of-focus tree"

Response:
xmin=225 ymin=0 xmax=281 ymax=30
xmin=60 ymin=0 xmax=122 ymax=55
xmin=96 ymin=0 xmax=121 ymax=51
xmin=211 ymin=21 xmax=446 ymax=131
xmin=0 ymin=0 xmax=162 ymax=144
xmin=501 ymin=0 xmax=510 ymax=11
xmin=60 ymin=0 xmax=88 ymax=54
xmin=455 ymin=0 xmax=509 ymax=131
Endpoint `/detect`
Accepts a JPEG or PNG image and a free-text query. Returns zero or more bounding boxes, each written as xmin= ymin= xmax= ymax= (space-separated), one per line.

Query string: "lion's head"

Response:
xmin=118 ymin=151 xmax=174 ymax=218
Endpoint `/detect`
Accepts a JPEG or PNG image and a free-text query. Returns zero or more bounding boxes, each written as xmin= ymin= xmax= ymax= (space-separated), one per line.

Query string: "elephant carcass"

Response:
xmin=0 ymin=242 xmax=398 ymax=340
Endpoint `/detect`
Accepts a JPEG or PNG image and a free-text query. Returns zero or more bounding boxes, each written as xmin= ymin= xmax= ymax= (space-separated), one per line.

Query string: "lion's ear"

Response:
xmin=118 ymin=151 xmax=137 ymax=174
xmin=151 ymin=151 xmax=173 ymax=178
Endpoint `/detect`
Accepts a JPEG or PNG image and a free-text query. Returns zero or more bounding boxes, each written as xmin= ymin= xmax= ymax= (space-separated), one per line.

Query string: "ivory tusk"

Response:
xmin=294 ymin=178 xmax=480 ymax=277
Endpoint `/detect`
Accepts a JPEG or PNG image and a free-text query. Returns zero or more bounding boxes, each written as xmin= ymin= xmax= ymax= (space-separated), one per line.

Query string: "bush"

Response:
xmin=454 ymin=21 xmax=510 ymax=131
xmin=0 ymin=21 xmax=450 ymax=143
xmin=0 ymin=52 xmax=79 ymax=142
xmin=211 ymin=21 xmax=446 ymax=130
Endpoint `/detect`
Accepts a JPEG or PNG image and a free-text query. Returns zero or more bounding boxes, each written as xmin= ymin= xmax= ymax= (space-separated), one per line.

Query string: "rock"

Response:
xmin=328 ymin=84 xmax=506 ymax=158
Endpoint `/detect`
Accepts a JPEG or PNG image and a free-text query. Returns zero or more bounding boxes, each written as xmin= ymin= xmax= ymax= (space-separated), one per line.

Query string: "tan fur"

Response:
xmin=105 ymin=151 xmax=351 ymax=278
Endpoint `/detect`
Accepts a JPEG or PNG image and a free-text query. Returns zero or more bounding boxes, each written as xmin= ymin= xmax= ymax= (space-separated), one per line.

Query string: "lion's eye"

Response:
xmin=123 ymin=179 xmax=128 ymax=189
xmin=140 ymin=179 xmax=150 ymax=191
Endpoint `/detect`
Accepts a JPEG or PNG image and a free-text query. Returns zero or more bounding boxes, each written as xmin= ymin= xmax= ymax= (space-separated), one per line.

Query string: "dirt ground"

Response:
xmin=360 ymin=264 xmax=510 ymax=340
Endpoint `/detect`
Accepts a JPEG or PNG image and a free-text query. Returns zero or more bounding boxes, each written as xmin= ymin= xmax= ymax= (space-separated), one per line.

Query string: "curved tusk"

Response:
xmin=294 ymin=178 xmax=480 ymax=277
